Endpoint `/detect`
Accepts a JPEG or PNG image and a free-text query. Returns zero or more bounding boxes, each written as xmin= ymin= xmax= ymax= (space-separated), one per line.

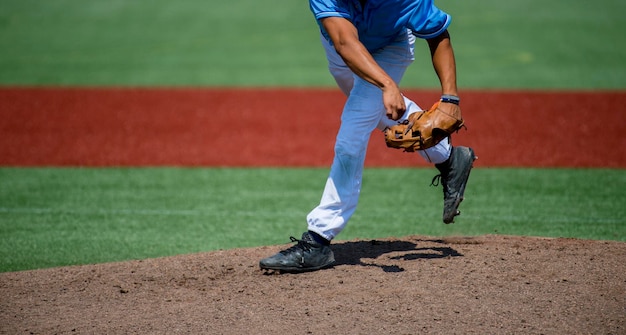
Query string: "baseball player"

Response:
xmin=260 ymin=0 xmax=476 ymax=272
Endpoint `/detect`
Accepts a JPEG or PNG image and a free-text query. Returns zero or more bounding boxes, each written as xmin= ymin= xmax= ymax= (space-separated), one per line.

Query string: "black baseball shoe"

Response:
xmin=432 ymin=146 xmax=477 ymax=224
xmin=259 ymin=232 xmax=335 ymax=273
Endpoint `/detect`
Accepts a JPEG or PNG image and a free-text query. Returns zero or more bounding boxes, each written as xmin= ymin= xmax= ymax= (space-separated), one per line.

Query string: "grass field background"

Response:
xmin=1 ymin=168 xmax=624 ymax=272
xmin=1 ymin=0 xmax=625 ymax=272
xmin=1 ymin=0 xmax=625 ymax=88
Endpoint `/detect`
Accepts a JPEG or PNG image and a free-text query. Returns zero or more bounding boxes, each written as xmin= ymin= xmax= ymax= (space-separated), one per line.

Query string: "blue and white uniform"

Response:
xmin=306 ymin=0 xmax=453 ymax=241
xmin=310 ymin=0 xmax=451 ymax=52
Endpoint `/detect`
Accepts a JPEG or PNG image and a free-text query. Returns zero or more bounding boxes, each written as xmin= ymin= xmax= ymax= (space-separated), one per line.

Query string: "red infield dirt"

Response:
xmin=1 ymin=87 xmax=625 ymax=167
xmin=1 ymin=87 xmax=625 ymax=334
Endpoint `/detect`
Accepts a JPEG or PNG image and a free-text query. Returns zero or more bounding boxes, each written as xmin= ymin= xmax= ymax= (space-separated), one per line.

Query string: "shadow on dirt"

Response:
xmin=331 ymin=239 xmax=463 ymax=273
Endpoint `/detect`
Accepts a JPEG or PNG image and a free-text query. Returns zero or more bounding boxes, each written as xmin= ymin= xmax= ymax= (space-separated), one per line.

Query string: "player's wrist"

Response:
xmin=440 ymin=94 xmax=460 ymax=105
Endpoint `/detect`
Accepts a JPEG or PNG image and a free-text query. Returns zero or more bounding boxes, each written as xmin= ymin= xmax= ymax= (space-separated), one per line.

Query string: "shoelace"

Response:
xmin=430 ymin=174 xmax=442 ymax=187
xmin=431 ymin=174 xmax=453 ymax=196
xmin=279 ymin=236 xmax=312 ymax=255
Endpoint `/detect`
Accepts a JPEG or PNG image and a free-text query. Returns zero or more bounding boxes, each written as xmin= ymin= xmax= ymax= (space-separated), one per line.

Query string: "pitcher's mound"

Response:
xmin=1 ymin=235 xmax=624 ymax=334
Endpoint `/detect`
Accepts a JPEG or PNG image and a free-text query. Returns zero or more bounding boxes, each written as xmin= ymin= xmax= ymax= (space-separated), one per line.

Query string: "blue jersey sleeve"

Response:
xmin=309 ymin=0 xmax=351 ymax=21
xmin=309 ymin=0 xmax=353 ymax=45
xmin=309 ymin=0 xmax=452 ymax=48
xmin=409 ymin=1 xmax=451 ymax=39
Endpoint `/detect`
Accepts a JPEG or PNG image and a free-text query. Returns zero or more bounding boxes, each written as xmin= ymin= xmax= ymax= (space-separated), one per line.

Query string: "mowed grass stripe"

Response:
xmin=0 ymin=0 xmax=624 ymax=88
xmin=1 ymin=167 xmax=624 ymax=272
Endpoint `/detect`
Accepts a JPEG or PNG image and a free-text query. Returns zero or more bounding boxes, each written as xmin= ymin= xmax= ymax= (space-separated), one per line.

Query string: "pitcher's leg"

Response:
xmin=306 ymin=81 xmax=383 ymax=240
xmin=419 ymin=138 xmax=452 ymax=164
xmin=321 ymin=33 xmax=353 ymax=96
xmin=308 ymin=31 xmax=416 ymax=240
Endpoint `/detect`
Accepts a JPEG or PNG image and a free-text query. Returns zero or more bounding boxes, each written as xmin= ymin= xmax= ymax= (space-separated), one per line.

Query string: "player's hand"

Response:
xmin=382 ymin=85 xmax=406 ymax=120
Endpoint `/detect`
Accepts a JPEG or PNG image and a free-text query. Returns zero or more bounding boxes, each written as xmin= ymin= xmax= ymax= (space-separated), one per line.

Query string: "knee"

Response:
xmin=335 ymin=137 xmax=367 ymax=159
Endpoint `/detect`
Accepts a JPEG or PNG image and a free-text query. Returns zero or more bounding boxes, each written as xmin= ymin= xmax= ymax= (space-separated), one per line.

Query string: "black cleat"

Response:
xmin=433 ymin=146 xmax=477 ymax=224
xmin=259 ymin=232 xmax=335 ymax=273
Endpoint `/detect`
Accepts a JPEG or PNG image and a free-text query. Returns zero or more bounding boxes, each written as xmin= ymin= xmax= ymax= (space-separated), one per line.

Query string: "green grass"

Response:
xmin=1 ymin=167 xmax=624 ymax=272
xmin=438 ymin=0 xmax=626 ymax=89
xmin=0 ymin=0 xmax=329 ymax=87
xmin=0 ymin=0 xmax=625 ymax=88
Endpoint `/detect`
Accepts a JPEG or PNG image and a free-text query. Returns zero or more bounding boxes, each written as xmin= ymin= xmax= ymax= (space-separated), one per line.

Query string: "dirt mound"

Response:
xmin=2 ymin=235 xmax=624 ymax=334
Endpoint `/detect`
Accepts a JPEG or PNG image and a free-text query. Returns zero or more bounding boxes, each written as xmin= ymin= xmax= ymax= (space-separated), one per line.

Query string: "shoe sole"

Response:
xmin=259 ymin=253 xmax=336 ymax=273
xmin=443 ymin=147 xmax=476 ymax=224
xmin=260 ymin=260 xmax=335 ymax=273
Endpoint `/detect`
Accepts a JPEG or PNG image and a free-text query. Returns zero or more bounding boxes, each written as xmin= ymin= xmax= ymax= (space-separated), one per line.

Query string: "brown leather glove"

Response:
xmin=384 ymin=101 xmax=464 ymax=152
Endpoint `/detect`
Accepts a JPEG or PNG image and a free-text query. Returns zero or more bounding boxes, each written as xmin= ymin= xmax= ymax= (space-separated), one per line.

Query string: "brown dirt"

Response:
xmin=1 ymin=87 xmax=625 ymax=334
xmin=1 ymin=236 xmax=625 ymax=334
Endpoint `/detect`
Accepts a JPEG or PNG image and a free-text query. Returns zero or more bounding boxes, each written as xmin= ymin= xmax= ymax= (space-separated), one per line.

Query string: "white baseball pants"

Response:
xmin=307 ymin=30 xmax=451 ymax=241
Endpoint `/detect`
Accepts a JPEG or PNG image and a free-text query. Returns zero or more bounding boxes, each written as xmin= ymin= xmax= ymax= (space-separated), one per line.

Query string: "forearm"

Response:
xmin=322 ymin=17 xmax=398 ymax=92
xmin=321 ymin=16 xmax=406 ymax=119
xmin=334 ymin=38 xmax=398 ymax=91
xmin=427 ymin=30 xmax=458 ymax=97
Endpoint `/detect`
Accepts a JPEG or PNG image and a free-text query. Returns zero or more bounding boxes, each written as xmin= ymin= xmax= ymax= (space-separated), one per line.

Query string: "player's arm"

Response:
xmin=321 ymin=16 xmax=406 ymax=120
xmin=426 ymin=30 xmax=458 ymax=97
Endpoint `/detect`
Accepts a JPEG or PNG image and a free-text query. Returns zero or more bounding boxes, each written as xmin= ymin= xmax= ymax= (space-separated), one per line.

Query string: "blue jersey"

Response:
xmin=309 ymin=0 xmax=451 ymax=52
